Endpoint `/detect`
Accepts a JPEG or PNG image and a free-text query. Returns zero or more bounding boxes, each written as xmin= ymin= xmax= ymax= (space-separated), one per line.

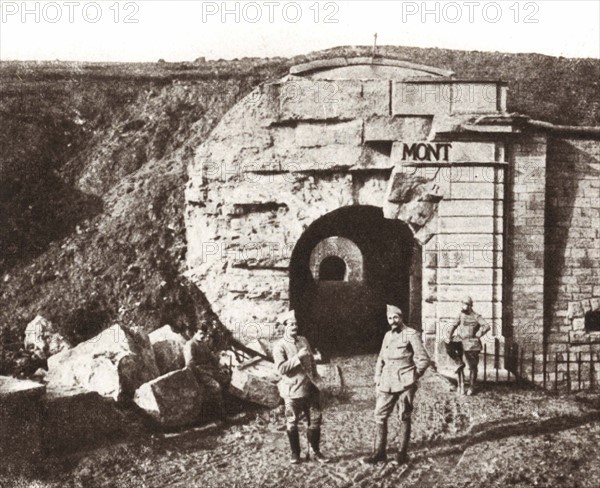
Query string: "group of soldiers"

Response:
xmin=273 ymin=296 xmax=491 ymax=465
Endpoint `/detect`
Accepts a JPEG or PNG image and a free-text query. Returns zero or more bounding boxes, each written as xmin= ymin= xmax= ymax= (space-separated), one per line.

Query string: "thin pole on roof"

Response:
xmin=372 ymin=33 xmax=378 ymax=61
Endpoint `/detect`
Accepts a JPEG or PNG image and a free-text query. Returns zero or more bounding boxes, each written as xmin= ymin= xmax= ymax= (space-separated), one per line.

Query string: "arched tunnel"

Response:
xmin=289 ymin=205 xmax=418 ymax=355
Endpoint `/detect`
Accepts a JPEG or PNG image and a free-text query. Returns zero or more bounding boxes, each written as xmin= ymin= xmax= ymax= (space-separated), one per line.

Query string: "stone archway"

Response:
xmin=310 ymin=236 xmax=364 ymax=282
xmin=289 ymin=205 xmax=416 ymax=355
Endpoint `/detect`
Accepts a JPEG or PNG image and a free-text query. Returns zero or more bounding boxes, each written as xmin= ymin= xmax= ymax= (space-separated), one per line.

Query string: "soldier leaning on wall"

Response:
xmin=443 ymin=296 xmax=491 ymax=396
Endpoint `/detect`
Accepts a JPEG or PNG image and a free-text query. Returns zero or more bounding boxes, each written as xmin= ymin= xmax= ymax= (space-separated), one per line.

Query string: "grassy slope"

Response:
xmin=0 ymin=46 xmax=598 ymax=372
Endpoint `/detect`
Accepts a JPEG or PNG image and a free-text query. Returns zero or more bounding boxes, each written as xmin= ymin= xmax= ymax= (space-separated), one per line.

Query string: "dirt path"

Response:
xmin=3 ymin=354 xmax=600 ymax=488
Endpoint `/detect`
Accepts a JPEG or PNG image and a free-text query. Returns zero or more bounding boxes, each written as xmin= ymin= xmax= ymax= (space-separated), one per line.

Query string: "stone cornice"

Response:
xmin=290 ymin=57 xmax=455 ymax=78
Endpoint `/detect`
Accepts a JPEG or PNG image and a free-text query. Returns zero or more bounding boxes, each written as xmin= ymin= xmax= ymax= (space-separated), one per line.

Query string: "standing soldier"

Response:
xmin=273 ymin=310 xmax=329 ymax=465
xmin=444 ymin=296 xmax=491 ymax=396
xmin=362 ymin=305 xmax=431 ymax=465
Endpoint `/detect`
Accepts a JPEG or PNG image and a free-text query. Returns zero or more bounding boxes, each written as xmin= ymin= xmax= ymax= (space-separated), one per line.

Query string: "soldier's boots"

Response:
xmin=362 ymin=423 xmax=387 ymax=464
xmin=466 ymin=369 xmax=477 ymax=396
xmin=457 ymin=366 xmax=466 ymax=395
xmin=307 ymin=428 xmax=330 ymax=463
xmin=395 ymin=419 xmax=411 ymax=465
xmin=287 ymin=429 xmax=301 ymax=464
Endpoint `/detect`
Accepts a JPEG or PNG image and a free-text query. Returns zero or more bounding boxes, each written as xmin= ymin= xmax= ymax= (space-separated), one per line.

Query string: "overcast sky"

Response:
xmin=1 ymin=1 xmax=599 ymax=62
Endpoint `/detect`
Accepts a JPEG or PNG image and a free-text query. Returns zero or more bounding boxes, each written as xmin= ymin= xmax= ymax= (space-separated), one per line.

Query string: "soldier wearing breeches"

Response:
xmin=363 ymin=305 xmax=431 ymax=465
xmin=444 ymin=296 xmax=491 ymax=395
xmin=184 ymin=326 xmax=231 ymax=420
xmin=273 ymin=310 xmax=329 ymax=465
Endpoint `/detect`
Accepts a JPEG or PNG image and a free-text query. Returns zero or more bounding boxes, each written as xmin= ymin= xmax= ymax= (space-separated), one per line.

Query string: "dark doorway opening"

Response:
xmin=319 ymin=256 xmax=347 ymax=281
xmin=289 ymin=205 xmax=416 ymax=355
xmin=585 ymin=310 xmax=600 ymax=333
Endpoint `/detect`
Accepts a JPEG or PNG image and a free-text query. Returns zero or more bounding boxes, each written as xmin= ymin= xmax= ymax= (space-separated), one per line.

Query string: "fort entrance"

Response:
xmin=185 ymin=56 xmax=600 ymax=383
xmin=289 ymin=205 xmax=417 ymax=354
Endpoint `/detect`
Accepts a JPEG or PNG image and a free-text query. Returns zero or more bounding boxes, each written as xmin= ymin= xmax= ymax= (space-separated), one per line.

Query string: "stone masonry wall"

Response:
xmin=185 ymin=62 xmax=508 ymax=356
xmin=184 ymin=80 xmax=402 ymax=342
xmin=544 ymin=137 xmax=600 ymax=388
xmin=506 ymin=135 xmax=548 ymax=349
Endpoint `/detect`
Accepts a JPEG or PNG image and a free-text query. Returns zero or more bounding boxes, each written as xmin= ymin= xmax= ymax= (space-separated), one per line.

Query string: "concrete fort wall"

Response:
xmin=184 ymin=58 xmax=511 ymax=365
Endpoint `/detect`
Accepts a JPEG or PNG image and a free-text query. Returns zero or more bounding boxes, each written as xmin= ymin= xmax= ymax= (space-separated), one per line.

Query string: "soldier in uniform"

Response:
xmin=184 ymin=325 xmax=231 ymax=420
xmin=273 ymin=310 xmax=329 ymax=465
xmin=444 ymin=296 xmax=491 ymax=396
xmin=362 ymin=305 xmax=431 ymax=465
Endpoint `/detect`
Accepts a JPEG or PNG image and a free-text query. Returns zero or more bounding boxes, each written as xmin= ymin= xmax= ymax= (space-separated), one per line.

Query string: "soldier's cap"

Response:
xmin=279 ymin=309 xmax=297 ymax=324
xmin=462 ymin=296 xmax=473 ymax=305
xmin=386 ymin=304 xmax=403 ymax=317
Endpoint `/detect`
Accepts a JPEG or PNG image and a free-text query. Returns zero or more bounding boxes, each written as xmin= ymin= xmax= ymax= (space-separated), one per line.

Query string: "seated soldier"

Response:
xmin=184 ymin=324 xmax=230 ymax=420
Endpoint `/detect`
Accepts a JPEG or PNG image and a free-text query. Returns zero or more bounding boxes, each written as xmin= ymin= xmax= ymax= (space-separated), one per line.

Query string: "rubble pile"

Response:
xmin=46 ymin=323 xmax=160 ymax=402
xmin=1 ymin=319 xmax=344 ymax=462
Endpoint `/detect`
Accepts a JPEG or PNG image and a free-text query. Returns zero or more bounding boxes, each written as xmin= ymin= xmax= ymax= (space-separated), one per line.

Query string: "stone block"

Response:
xmin=438 ymin=216 xmax=502 ymax=234
xmin=392 ymin=82 xmax=452 ymax=116
xmin=433 ymin=165 xmax=505 ymax=184
xmin=292 ymin=120 xmax=363 ymax=147
xmin=449 ymin=142 xmax=498 ymax=163
xmin=569 ymin=330 xmax=597 ymax=344
xmin=436 ymin=248 xmax=503 ymax=269
xmin=591 ymin=298 xmax=600 ymax=312
xmin=437 ymin=233 xmax=503 ymax=252
xmin=243 ymin=144 xmax=364 ymax=173
xmin=42 ymin=386 xmax=124 ymax=453
xmin=438 ymin=200 xmax=502 ymax=217
xmin=0 ymin=376 xmax=46 ymax=461
xmin=437 ymin=284 xmax=499 ymax=303
xmin=47 ymin=324 xmax=160 ymax=402
xmin=277 ymin=79 xmax=389 ymax=121
xmin=437 ymin=268 xmax=501 ymax=286
xmin=451 ymin=83 xmax=500 ymax=113
xmin=149 ymin=325 xmax=187 ymax=375
xmin=229 ymin=357 xmax=280 ymax=408
xmin=133 ymin=368 xmax=204 ymax=428
xmin=572 ymin=318 xmax=586 ymax=331
xmin=363 ymin=115 xmax=432 ymax=141
xmin=568 ymin=301 xmax=585 ymax=319
xmin=449 ymin=182 xmax=503 ymax=200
